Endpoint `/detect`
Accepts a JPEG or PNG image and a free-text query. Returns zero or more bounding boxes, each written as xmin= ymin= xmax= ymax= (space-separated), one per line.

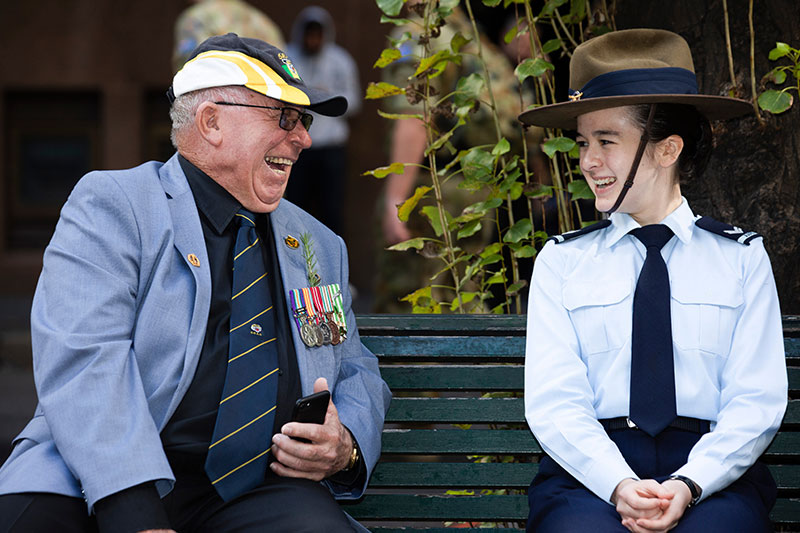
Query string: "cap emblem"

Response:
xmin=568 ymin=90 xmax=583 ymax=102
xmin=278 ymin=53 xmax=302 ymax=81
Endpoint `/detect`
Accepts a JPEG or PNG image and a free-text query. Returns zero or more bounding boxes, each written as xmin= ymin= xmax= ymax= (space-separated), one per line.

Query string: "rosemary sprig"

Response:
xmin=300 ymin=232 xmax=321 ymax=287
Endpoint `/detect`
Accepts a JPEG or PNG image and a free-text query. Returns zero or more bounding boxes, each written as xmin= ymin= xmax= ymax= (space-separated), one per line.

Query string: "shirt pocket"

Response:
xmin=671 ymin=279 xmax=743 ymax=357
xmin=563 ymin=280 xmax=633 ymax=356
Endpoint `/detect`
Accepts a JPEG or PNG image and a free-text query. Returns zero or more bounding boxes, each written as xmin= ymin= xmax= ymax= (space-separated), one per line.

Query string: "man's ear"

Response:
xmin=195 ymin=101 xmax=223 ymax=146
xmin=657 ymin=134 xmax=684 ymax=168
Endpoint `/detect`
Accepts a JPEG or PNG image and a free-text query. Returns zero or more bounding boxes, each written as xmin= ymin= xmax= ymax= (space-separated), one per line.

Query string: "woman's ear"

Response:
xmin=656 ymin=134 xmax=684 ymax=168
xmin=195 ymin=101 xmax=223 ymax=146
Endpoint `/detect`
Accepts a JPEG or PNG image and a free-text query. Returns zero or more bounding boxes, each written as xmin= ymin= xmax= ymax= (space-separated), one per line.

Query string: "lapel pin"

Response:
xmin=187 ymin=253 xmax=200 ymax=267
xmin=285 ymin=235 xmax=300 ymax=249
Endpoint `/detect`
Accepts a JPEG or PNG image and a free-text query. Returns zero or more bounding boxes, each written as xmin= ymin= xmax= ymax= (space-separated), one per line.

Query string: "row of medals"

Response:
xmin=295 ymin=307 xmax=346 ymax=347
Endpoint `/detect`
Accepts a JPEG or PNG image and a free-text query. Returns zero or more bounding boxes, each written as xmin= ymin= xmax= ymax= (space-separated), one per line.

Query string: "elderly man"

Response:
xmin=0 ymin=34 xmax=390 ymax=533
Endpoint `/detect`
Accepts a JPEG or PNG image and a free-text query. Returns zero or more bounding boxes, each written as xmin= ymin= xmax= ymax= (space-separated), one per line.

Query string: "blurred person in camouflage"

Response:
xmin=375 ymin=4 xmax=541 ymax=313
xmin=173 ymin=0 xmax=285 ymax=71
xmin=284 ymin=6 xmax=362 ymax=237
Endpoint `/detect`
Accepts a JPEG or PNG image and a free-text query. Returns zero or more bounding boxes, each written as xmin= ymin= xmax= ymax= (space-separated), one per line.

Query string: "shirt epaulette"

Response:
xmin=546 ymin=219 xmax=611 ymax=244
xmin=694 ymin=216 xmax=762 ymax=245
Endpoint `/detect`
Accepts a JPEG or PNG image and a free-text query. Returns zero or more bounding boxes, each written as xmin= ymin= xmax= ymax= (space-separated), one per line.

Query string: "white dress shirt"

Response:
xmin=524 ymin=198 xmax=787 ymax=504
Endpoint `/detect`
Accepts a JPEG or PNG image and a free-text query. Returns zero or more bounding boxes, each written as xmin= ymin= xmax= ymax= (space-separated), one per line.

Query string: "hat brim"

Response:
xmin=518 ymin=94 xmax=753 ymax=130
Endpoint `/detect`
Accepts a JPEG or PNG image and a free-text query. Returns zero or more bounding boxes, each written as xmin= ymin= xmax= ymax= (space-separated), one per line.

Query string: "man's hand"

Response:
xmin=612 ymin=478 xmax=673 ymax=533
xmin=269 ymin=378 xmax=353 ymax=481
xmin=629 ymin=479 xmax=692 ymax=532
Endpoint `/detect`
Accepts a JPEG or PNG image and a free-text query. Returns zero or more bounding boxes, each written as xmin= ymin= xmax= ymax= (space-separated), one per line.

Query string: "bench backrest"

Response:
xmin=341 ymin=315 xmax=800 ymax=532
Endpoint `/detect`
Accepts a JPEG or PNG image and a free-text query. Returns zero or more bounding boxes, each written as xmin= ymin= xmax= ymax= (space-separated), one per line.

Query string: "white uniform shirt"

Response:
xmin=524 ymin=198 xmax=787 ymax=504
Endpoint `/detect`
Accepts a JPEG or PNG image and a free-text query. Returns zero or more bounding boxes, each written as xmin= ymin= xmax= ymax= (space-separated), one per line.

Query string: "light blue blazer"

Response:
xmin=0 ymin=154 xmax=391 ymax=516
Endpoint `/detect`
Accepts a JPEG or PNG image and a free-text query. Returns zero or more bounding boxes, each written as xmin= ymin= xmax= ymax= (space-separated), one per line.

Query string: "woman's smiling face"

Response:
xmin=576 ymin=106 xmax=682 ymax=225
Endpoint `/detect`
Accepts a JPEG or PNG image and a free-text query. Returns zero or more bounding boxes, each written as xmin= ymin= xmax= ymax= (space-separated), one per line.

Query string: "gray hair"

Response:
xmin=169 ymin=86 xmax=255 ymax=148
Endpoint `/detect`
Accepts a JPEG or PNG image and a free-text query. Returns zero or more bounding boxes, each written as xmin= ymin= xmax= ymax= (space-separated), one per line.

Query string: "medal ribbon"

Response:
xmin=301 ymin=287 xmax=317 ymax=324
xmin=289 ymin=289 xmax=304 ymax=329
xmin=310 ymin=286 xmax=325 ymax=318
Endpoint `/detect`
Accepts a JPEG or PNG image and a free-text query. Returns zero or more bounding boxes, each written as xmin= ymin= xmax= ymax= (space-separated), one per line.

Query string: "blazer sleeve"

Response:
xmin=324 ymin=235 xmax=392 ymax=499
xmin=30 ymin=172 xmax=174 ymax=511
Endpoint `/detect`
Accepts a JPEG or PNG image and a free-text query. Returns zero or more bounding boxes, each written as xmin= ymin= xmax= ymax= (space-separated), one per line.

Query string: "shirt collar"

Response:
xmin=179 ymin=154 xmax=240 ymax=234
xmin=604 ymin=197 xmax=696 ymax=247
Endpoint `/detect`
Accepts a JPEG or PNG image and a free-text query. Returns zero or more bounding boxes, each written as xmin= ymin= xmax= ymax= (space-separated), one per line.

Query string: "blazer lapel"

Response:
xmin=270 ymin=203 xmax=336 ymax=395
xmin=160 ymin=155 xmax=212 ymax=418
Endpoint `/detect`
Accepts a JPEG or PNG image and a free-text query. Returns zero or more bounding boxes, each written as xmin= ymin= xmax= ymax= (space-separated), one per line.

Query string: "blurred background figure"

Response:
xmin=173 ymin=0 xmax=285 ymax=71
xmin=284 ymin=6 xmax=362 ymax=237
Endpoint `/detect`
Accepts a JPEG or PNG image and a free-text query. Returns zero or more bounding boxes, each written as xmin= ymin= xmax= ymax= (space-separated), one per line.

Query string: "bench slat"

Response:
xmin=346 ymin=493 xmax=800 ymax=524
xmin=343 ymin=494 xmax=528 ymax=521
xmin=381 ymin=365 xmax=524 ymax=390
xmin=363 ymin=336 xmax=524 ymax=359
xmin=381 ymin=365 xmax=800 ymax=392
xmin=381 ymin=429 xmax=800 ymax=457
xmin=386 ymin=398 xmax=800 ymax=424
xmin=370 ymin=462 xmax=800 ymax=493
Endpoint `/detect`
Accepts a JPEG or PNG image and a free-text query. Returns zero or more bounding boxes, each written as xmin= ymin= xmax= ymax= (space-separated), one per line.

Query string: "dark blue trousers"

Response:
xmin=527 ymin=427 xmax=776 ymax=532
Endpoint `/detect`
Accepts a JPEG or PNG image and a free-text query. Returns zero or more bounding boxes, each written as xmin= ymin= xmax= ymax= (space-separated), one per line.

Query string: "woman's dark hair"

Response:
xmin=628 ymin=103 xmax=713 ymax=182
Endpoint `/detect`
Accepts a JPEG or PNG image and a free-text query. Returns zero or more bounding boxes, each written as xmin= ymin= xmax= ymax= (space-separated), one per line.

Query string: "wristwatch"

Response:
xmin=342 ymin=440 xmax=359 ymax=471
xmin=668 ymin=475 xmax=702 ymax=507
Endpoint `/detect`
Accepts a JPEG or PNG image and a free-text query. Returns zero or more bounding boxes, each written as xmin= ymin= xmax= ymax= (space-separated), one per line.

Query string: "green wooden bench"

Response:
xmin=340 ymin=314 xmax=800 ymax=532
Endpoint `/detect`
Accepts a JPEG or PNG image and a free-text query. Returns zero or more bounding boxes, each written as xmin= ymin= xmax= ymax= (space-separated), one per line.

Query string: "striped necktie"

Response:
xmin=629 ymin=224 xmax=677 ymax=436
xmin=204 ymin=208 xmax=280 ymax=501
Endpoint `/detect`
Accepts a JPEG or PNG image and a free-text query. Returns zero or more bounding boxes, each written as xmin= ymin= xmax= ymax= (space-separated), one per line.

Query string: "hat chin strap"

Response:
xmin=602 ymin=104 xmax=657 ymax=215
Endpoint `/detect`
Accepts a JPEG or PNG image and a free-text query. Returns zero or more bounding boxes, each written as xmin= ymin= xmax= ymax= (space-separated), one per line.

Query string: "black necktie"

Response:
xmin=629 ymin=224 xmax=677 ymax=436
xmin=205 ymin=209 xmax=280 ymax=501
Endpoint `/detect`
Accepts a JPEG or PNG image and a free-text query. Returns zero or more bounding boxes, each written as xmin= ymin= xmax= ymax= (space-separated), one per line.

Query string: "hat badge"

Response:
xmin=568 ymin=90 xmax=583 ymax=102
xmin=278 ymin=52 xmax=302 ymax=81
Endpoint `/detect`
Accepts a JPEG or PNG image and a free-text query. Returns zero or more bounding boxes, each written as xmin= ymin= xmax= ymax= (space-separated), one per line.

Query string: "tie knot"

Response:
xmin=235 ymin=209 xmax=256 ymax=228
xmin=631 ymin=224 xmax=673 ymax=249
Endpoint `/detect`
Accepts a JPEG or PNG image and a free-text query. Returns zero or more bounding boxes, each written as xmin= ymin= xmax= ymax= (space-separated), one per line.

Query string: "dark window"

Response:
xmin=4 ymin=91 xmax=101 ymax=249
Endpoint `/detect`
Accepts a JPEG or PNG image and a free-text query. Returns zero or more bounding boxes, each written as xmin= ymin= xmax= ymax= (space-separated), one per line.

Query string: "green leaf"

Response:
xmin=400 ymin=286 xmax=442 ymax=314
xmin=458 ymin=220 xmax=482 ymax=239
xmin=454 ymin=73 xmax=485 ymax=107
xmin=486 ymin=270 xmax=507 ymax=285
xmin=503 ymin=218 xmax=533 ymax=243
xmin=524 ymin=182 xmax=554 ymax=198
xmin=397 ymin=185 xmax=432 ymax=221
xmin=542 ymin=38 xmax=562 ymax=54
xmin=460 ymin=148 xmax=495 ymax=185
xmin=373 ymin=48 xmax=403 ymax=68
xmin=542 ymin=136 xmax=577 ymax=158
xmin=386 ymin=237 xmax=427 ymax=251
xmin=772 ymin=68 xmax=788 ymax=85
xmin=415 ymin=50 xmax=452 ymax=78
xmin=481 ymin=243 xmax=503 ymax=258
xmin=461 ymin=197 xmax=503 ymax=217
xmin=376 ymin=0 xmax=404 ymax=17
xmin=769 ymin=42 xmax=791 ymax=61
xmin=377 ymin=109 xmax=424 ymax=120
xmin=421 ymin=205 xmax=450 ymax=236
xmin=758 ymin=89 xmax=793 ymax=114
xmin=362 ymin=162 xmax=406 ymax=178
xmin=515 ymin=58 xmax=555 ymax=83
xmin=479 ymin=253 xmax=503 ymax=266
xmin=506 ymin=280 xmax=528 ymax=296
xmin=380 ymin=15 xmax=413 ymax=27
xmin=492 ymin=138 xmax=511 ymax=156
xmin=366 ymin=81 xmax=405 ymax=99
xmin=513 ymin=245 xmax=537 ymax=258
xmin=449 ymin=291 xmax=479 ymax=311
xmin=568 ymin=180 xmax=595 ymax=200
xmin=438 ymin=0 xmax=460 ymax=16
xmin=450 ymin=31 xmax=471 ymax=54
xmin=540 ymin=0 xmax=569 ymax=17
xmin=483 ymin=0 xmax=503 ymax=6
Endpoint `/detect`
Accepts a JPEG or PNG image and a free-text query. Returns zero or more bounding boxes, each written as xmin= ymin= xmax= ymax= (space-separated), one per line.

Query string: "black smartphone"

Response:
xmin=291 ymin=390 xmax=330 ymax=425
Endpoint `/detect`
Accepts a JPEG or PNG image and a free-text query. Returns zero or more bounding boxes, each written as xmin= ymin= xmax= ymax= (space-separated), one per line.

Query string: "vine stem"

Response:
xmin=748 ymin=0 xmax=765 ymax=125
xmin=722 ymin=0 xmax=738 ymax=95
xmin=420 ymin=0 xmax=463 ymax=312
xmin=464 ymin=0 xmax=521 ymax=313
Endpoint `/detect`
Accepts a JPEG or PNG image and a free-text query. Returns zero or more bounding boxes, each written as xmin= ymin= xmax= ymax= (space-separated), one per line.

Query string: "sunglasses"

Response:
xmin=213 ymin=101 xmax=313 ymax=132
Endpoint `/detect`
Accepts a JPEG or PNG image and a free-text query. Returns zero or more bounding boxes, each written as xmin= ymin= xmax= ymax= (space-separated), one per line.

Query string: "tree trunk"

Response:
xmin=615 ymin=0 xmax=800 ymax=313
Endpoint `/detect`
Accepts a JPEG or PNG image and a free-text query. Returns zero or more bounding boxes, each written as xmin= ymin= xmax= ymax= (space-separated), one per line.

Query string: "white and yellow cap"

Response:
xmin=169 ymin=33 xmax=347 ymax=117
